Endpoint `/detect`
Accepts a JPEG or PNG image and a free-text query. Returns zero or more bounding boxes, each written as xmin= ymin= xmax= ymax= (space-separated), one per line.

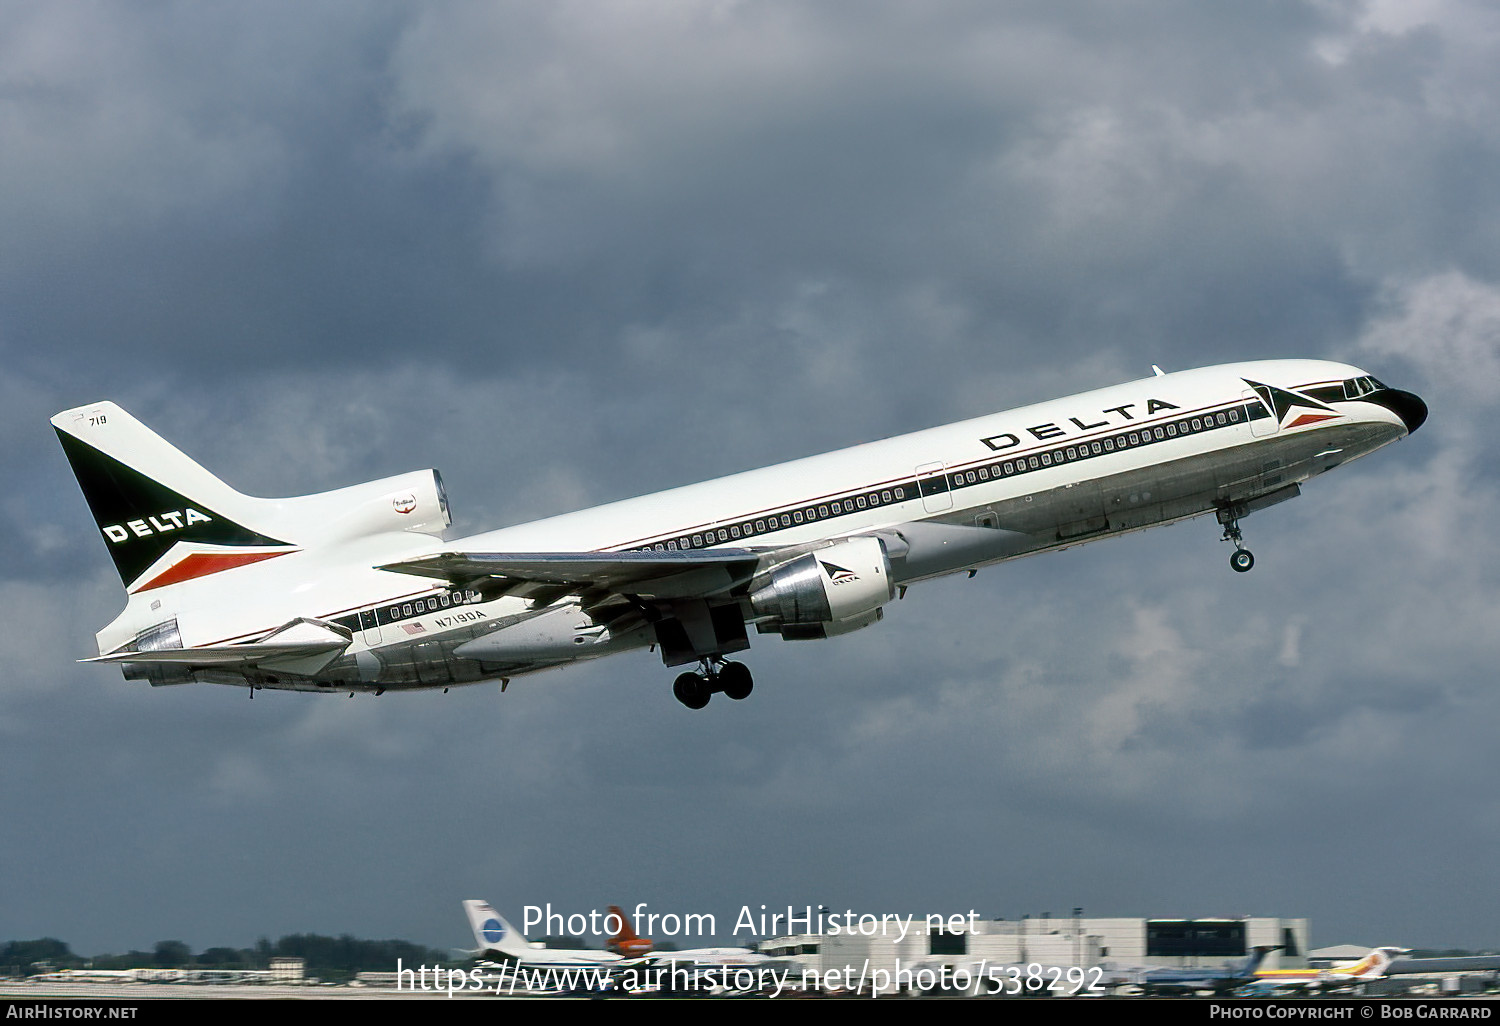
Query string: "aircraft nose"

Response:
xmin=1375 ymin=388 xmax=1428 ymax=435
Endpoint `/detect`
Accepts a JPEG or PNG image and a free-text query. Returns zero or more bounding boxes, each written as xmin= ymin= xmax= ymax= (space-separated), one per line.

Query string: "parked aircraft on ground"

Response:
xmin=461 ymin=900 xmax=625 ymax=968
xmin=54 ymin=360 xmax=1425 ymax=707
xmin=604 ymin=905 xmax=771 ymax=966
xmin=1240 ymin=946 xmax=1401 ymax=994
xmin=1129 ymin=945 xmax=1283 ymax=996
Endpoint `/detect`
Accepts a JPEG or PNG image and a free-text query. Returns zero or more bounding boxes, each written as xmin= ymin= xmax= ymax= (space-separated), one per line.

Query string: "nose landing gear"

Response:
xmin=1217 ymin=505 xmax=1255 ymax=573
xmin=672 ymin=658 xmax=755 ymax=709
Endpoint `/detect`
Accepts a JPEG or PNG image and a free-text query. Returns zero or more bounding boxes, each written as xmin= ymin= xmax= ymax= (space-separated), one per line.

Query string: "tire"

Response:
xmin=1230 ymin=549 xmax=1255 ymax=573
xmin=673 ymin=671 xmax=710 ymax=709
xmin=719 ymin=662 xmax=754 ymax=701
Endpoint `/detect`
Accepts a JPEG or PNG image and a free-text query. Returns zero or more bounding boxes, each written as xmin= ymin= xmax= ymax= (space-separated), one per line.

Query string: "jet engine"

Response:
xmin=749 ymin=536 xmax=894 ymax=640
xmin=288 ymin=469 xmax=452 ymax=545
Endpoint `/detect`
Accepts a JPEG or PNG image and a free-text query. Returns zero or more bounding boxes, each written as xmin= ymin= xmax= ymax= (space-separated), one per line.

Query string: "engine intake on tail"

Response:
xmin=294 ymin=469 xmax=452 ymax=544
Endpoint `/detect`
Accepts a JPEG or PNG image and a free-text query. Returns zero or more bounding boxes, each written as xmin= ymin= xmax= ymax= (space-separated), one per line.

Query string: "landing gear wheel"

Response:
xmin=1217 ymin=503 xmax=1255 ymax=574
xmin=673 ymin=671 xmax=710 ymax=710
xmin=718 ymin=661 xmax=754 ymax=701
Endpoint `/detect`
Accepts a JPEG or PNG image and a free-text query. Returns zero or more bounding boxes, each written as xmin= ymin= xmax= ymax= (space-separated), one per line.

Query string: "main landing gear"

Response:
xmin=672 ymin=658 xmax=754 ymax=710
xmin=1217 ymin=506 xmax=1255 ymax=573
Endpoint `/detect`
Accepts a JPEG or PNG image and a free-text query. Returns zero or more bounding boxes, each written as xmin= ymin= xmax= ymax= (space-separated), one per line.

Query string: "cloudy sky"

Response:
xmin=4 ymin=0 xmax=1499 ymax=957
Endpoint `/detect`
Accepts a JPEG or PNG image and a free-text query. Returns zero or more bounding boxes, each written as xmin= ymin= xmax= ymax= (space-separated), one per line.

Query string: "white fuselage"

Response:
xmin=87 ymin=359 xmax=1420 ymax=694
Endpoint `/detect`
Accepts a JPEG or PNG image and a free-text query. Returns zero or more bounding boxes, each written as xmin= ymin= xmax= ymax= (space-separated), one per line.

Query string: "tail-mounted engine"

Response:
xmin=294 ymin=469 xmax=452 ymax=545
xmin=749 ymin=536 xmax=894 ymax=640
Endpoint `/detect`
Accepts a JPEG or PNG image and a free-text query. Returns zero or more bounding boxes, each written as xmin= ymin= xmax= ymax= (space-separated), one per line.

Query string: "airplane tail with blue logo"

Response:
xmin=463 ymin=900 xmax=535 ymax=961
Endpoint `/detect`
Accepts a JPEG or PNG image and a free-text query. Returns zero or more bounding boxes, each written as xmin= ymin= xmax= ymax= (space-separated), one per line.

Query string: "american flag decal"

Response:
xmin=400 ymin=622 xmax=427 ymax=636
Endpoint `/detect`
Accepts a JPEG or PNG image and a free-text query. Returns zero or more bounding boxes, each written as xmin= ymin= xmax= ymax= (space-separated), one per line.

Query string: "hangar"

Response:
xmin=759 ymin=913 xmax=1308 ymax=978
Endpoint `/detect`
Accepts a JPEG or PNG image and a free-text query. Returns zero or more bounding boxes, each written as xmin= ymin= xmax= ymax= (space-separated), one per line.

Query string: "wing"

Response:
xmin=378 ymin=549 xmax=767 ymax=602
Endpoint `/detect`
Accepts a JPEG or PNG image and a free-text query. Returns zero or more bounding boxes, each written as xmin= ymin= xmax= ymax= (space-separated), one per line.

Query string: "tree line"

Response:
xmin=1 ymin=935 xmax=455 ymax=979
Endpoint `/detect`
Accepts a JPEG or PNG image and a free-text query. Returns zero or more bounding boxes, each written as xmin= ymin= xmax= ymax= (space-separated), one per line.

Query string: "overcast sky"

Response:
xmin=4 ymin=0 xmax=1499 ymax=957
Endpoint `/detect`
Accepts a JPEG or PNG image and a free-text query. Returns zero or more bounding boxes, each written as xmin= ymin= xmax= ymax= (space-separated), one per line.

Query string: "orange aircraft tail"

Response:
xmin=606 ymin=906 xmax=654 ymax=956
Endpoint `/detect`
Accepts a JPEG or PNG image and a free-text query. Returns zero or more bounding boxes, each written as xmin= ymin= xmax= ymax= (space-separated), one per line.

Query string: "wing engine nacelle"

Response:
xmin=776 ymin=607 xmax=883 ymax=641
xmin=749 ymin=536 xmax=893 ymax=638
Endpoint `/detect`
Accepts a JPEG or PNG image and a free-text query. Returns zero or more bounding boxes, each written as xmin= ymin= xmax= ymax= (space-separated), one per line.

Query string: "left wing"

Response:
xmin=378 ymin=549 xmax=766 ymax=601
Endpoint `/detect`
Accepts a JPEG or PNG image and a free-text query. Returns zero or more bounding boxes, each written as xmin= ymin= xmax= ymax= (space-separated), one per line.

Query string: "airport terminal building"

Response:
xmin=759 ymin=914 xmax=1309 ymax=975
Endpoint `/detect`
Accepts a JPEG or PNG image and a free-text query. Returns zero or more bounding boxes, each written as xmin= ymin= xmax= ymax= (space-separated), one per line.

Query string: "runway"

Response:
xmin=0 ymin=981 xmax=511 ymax=1000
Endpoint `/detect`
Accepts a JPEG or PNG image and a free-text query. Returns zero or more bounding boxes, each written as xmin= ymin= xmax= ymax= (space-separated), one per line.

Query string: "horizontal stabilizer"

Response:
xmin=89 ymin=618 xmax=352 ymax=675
xmin=380 ymin=549 xmax=764 ymax=597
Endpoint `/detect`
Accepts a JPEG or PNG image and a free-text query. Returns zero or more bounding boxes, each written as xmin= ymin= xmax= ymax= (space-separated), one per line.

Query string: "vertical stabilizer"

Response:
xmin=1239 ymin=945 xmax=1281 ymax=975
xmin=463 ymin=900 xmax=533 ymax=960
xmin=1356 ymin=947 xmax=1402 ymax=979
xmin=52 ymin=402 xmax=293 ymax=592
xmin=605 ymin=905 xmax=653 ymax=956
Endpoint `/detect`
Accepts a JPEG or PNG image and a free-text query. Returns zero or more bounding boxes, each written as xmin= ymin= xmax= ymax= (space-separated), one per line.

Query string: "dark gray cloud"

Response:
xmin=3 ymin=1 xmax=1499 ymax=956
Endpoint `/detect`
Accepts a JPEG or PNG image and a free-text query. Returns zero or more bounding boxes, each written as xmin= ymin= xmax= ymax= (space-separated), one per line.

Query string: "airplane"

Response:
xmin=603 ymin=905 xmax=773 ymax=966
xmin=1128 ymin=945 xmax=1283 ymax=996
xmin=1239 ymin=946 xmax=1401 ymax=994
xmin=52 ymin=359 xmax=1426 ymax=708
xmin=461 ymin=900 xmax=625 ymax=968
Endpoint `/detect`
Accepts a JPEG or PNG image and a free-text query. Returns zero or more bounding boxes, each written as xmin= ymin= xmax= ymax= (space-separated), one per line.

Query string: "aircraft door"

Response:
xmin=916 ymin=462 xmax=954 ymax=513
xmin=1244 ymin=389 xmax=1278 ymax=437
xmin=358 ymin=608 xmax=382 ymax=647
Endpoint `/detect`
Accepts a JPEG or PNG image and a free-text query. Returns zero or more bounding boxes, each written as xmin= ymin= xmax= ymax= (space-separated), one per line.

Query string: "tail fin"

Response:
xmin=1240 ymin=945 xmax=1282 ymax=974
xmin=52 ymin=402 xmax=294 ymax=592
xmin=1354 ymin=947 xmax=1403 ymax=979
xmin=605 ymin=906 xmax=653 ymax=956
xmin=54 ymin=402 xmax=451 ymax=595
xmin=463 ymin=900 xmax=533 ymax=960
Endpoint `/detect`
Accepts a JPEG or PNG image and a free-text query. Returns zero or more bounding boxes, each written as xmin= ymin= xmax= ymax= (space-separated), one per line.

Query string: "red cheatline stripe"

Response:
xmin=134 ymin=550 xmax=296 ymax=592
xmin=1286 ymin=413 xmax=1337 ymax=429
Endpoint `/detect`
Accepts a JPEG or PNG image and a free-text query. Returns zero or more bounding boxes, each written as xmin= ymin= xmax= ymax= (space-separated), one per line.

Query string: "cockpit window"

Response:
xmin=1342 ymin=376 xmax=1381 ymax=399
